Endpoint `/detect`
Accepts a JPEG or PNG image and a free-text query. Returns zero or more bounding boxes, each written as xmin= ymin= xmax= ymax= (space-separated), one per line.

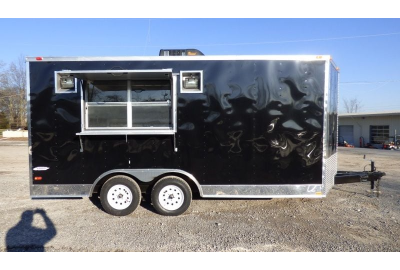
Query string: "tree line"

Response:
xmin=0 ymin=56 xmax=26 ymax=129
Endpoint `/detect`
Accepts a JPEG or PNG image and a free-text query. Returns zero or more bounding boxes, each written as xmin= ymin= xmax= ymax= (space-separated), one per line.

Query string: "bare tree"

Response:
xmin=0 ymin=111 xmax=8 ymax=128
xmin=0 ymin=55 xmax=26 ymax=129
xmin=343 ymin=98 xmax=363 ymax=113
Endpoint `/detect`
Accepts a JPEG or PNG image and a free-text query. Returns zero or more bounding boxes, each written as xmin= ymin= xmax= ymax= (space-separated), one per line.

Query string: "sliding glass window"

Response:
xmin=86 ymin=80 xmax=128 ymax=128
xmin=84 ymin=78 xmax=172 ymax=130
xmin=131 ymin=80 xmax=171 ymax=128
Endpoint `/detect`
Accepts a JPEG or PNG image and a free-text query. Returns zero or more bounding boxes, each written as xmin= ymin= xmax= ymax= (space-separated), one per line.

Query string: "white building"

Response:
xmin=338 ymin=111 xmax=400 ymax=148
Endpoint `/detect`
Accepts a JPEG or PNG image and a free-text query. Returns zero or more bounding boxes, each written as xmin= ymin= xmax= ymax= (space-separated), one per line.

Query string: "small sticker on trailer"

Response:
xmin=33 ymin=167 xmax=50 ymax=171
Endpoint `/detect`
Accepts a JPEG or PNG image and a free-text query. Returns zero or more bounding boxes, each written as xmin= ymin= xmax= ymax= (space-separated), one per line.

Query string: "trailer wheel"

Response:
xmin=100 ymin=175 xmax=141 ymax=216
xmin=151 ymin=176 xmax=192 ymax=216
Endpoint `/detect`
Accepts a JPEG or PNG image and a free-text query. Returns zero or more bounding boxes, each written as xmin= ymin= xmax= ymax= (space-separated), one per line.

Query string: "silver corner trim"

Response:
xmin=25 ymin=55 xmax=332 ymax=62
xmin=89 ymin=169 xmax=203 ymax=197
xmin=200 ymin=184 xmax=323 ymax=198
xmin=26 ymin=61 xmax=33 ymax=196
xmin=31 ymin=195 xmax=86 ymax=199
xmin=330 ymin=58 xmax=339 ymax=72
xmin=31 ymin=184 xmax=92 ymax=197
xmin=323 ymin=59 xmax=330 ymax=160
xmin=322 ymin=60 xmax=329 ymax=190
xmin=323 ymin=152 xmax=338 ymax=195
xmin=202 ymin=194 xmax=325 ymax=199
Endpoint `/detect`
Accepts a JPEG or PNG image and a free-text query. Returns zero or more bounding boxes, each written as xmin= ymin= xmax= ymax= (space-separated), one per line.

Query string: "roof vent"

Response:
xmin=159 ymin=49 xmax=204 ymax=56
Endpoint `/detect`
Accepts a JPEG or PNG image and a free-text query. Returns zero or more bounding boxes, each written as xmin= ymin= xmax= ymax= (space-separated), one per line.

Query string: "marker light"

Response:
xmin=34 ymin=176 xmax=42 ymax=181
xmin=36 ymin=57 xmax=43 ymax=61
xmin=60 ymin=76 xmax=75 ymax=89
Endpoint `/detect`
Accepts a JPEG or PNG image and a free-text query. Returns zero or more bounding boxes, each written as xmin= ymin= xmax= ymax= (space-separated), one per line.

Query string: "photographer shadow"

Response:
xmin=6 ymin=209 xmax=56 ymax=252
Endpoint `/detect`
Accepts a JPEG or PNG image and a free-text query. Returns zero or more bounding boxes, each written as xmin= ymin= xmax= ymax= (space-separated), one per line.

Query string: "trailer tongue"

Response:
xmin=335 ymin=159 xmax=385 ymax=197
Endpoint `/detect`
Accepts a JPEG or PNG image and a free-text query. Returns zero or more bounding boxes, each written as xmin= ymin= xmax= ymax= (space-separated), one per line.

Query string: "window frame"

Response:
xmin=54 ymin=71 xmax=78 ymax=94
xmin=86 ymin=102 xmax=129 ymax=129
xmin=180 ymin=70 xmax=203 ymax=93
xmin=54 ymin=69 xmax=177 ymax=135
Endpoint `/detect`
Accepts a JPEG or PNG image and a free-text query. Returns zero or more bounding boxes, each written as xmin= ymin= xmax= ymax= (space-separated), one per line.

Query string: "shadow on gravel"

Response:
xmin=90 ymin=194 xmax=159 ymax=214
xmin=89 ymin=193 xmax=273 ymax=216
xmin=140 ymin=200 xmax=158 ymax=214
xmin=332 ymin=186 xmax=379 ymax=197
xmin=6 ymin=209 xmax=56 ymax=252
xmin=89 ymin=195 xmax=103 ymax=211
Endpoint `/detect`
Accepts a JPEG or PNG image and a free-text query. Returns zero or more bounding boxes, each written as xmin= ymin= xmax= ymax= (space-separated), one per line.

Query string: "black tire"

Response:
xmin=151 ymin=176 xmax=192 ymax=216
xmin=100 ymin=175 xmax=141 ymax=216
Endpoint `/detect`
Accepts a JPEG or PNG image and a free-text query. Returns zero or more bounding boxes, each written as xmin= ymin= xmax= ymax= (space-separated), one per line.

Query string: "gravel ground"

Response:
xmin=0 ymin=139 xmax=399 ymax=252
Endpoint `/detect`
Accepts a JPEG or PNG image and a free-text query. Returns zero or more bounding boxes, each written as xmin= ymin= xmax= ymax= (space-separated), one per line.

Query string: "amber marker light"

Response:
xmin=34 ymin=176 xmax=43 ymax=181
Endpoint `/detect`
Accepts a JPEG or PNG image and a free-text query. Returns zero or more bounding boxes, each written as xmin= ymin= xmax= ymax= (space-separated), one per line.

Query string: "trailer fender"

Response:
xmin=89 ymin=169 xmax=203 ymax=197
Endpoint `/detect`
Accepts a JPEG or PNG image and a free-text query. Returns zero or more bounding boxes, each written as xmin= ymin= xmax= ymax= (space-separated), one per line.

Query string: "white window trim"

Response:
xmin=70 ymin=69 xmax=176 ymax=136
xmin=180 ymin=70 xmax=203 ymax=93
xmin=54 ymin=71 xmax=78 ymax=94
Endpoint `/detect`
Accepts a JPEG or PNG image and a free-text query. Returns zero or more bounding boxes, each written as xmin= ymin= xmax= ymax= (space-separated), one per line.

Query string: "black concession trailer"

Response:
xmin=26 ymin=50 xmax=354 ymax=216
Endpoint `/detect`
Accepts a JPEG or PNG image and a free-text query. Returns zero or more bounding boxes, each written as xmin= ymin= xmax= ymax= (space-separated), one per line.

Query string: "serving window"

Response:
xmin=56 ymin=69 xmax=176 ymax=135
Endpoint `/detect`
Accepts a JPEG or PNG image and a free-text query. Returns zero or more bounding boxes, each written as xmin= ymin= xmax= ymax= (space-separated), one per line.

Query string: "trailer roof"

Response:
xmin=339 ymin=111 xmax=400 ymax=118
xmin=26 ymin=55 xmax=332 ymax=62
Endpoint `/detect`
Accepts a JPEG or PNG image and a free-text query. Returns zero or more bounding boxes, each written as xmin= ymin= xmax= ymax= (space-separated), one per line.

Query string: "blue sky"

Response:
xmin=1 ymin=18 xmax=399 ymax=113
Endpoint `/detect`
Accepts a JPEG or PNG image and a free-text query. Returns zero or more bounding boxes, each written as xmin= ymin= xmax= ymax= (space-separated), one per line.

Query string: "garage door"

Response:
xmin=339 ymin=125 xmax=354 ymax=145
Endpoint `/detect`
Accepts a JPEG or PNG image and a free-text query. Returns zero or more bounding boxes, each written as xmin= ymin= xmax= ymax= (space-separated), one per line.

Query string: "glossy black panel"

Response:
xmin=326 ymin=63 xmax=339 ymax=157
xmin=29 ymin=59 xmax=326 ymax=186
